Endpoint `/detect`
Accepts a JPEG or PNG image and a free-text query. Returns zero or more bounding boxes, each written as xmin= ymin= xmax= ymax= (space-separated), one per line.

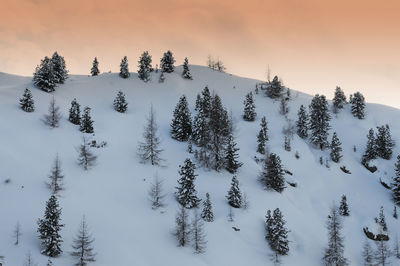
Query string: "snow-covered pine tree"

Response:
xmin=392 ymin=155 xmax=400 ymax=206
xmin=362 ymin=128 xmax=377 ymax=163
xmin=80 ymin=107 xmax=94 ymax=134
xmin=322 ymin=206 xmax=348 ymax=266
xmin=378 ymin=206 xmax=387 ymax=232
xmin=90 ymin=57 xmax=100 ymax=76
xmin=201 ymin=193 xmax=214 ymax=222
xmin=201 ymin=86 xmax=212 ymax=117
xmin=330 ymin=132 xmax=343 ymax=163
xmin=138 ymin=51 xmax=153 ymax=82
xmin=339 ymin=195 xmax=350 ymax=216
xmin=37 ymin=194 xmax=64 ymax=257
xmin=225 ymin=134 xmax=242 ymax=174
xmin=266 ymin=76 xmax=283 ymax=99
xmin=375 ymin=124 xmax=394 ymax=160
xmin=113 ymin=91 xmax=128 ymax=113
xmin=192 ymin=105 xmax=209 ymax=147
xmin=176 ymin=158 xmax=201 ymax=209
xmin=160 ymin=50 xmax=175 ymax=73
xmin=148 ymin=174 xmax=166 ymax=209
xmin=261 ymin=153 xmax=285 ymax=193
xmin=137 ymin=106 xmax=164 ymax=165
xmin=243 ymin=92 xmax=256 ymax=121
xmin=332 ymin=86 xmax=347 ymax=114
xmin=296 ymin=105 xmax=308 ymax=139
xmin=47 ymin=154 xmax=64 ymax=194
xmin=171 ymin=95 xmax=192 ymax=141
xmin=71 ymin=216 xmax=96 ymax=266
xmin=182 ymin=57 xmax=193 ymax=80
xmin=51 ymin=52 xmax=68 ymax=84
xmin=350 ymin=91 xmax=365 ymax=119
xmin=33 ymin=56 xmax=57 ymax=92
xmin=309 ymin=94 xmax=331 ymax=150
xmin=174 ymin=205 xmax=190 ymax=247
xmin=226 ymin=176 xmax=242 ymax=208
xmin=119 ymin=56 xmax=130 ymax=78
xmin=77 ymin=135 xmax=97 ymax=171
xmin=191 ymin=209 xmax=207 ymax=254
xmin=265 ymin=208 xmax=290 ymax=263
xmin=43 ymin=97 xmax=61 ymax=128
xmin=69 ymin=98 xmax=81 ymax=125
xmin=362 ymin=240 xmax=374 ymax=266
xmin=257 ymin=116 xmax=268 ymax=154
xmin=19 ymin=88 xmax=35 ymax=112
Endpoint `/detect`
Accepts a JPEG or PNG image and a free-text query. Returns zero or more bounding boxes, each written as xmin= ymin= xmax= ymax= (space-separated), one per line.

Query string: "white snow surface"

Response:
xmin=0 ymin=66 xmax=399 ymax=265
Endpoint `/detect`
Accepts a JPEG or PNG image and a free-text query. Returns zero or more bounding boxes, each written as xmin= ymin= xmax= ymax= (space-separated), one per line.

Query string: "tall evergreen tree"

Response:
xmin=332 ymin=86 xmax=347 ymax=114
xmin=309 ymin=94 xmax=331 ymax=150
xmin=376 ymin=124 xmax=394 ymax=160
xmin=160 ymin=50 xmax=175 ymax=73
xmin=192 ymin=105 xmax=209 ymax=147
xmin=171 ymin=95 xmax=192 ymax=141
xmin=266 ymin=76 xmax=283 ymax=99
xmin=261 ymin=153 xmax=285 ymax=193
xmin=350 ymin=91 xmax=365 ymax=119
xmin=69 ymin=98 xmax=81 ymax=125
xmin=71 ymin=216 xmax=96 ymax=266
xmin=43 ymin=97 xmax=61 ymax=128
xmin=138 ymin=51 xmax=153 ymax=82
xmin=296 ymin=105 xmax=308 ymax=139
xmin=243 ymin=92 xmax=256 ymax=121
xmin=182 ymin=57 xmax=193 ymax=80
xmin=362 ymin=128 xmax=377 ymax=163
xmin=393 ymin=155 xmax=400 ymax=206
xmin=191 ymin=209 xmax=207 ymax=254
xmin=226 ymin=176 xmax=242 ymax=208
xmin=225 ymin=134 xmax=242 ymax=174
xmin=378 ymin=206 xmax=387 ymax=232
xmin=339 ymin=195 xmax=349 ymax=216
xmin=113 ymin=91 xmax=128 ymax=113
xmin=201 ymin=86 xmax=212 ymax=117
xmin=265 ymin=208 xmax=290 ymax=263
xmin=19 ymin=88 xmax=35 ymax=112
xmin=90 ymin=57 xmax=100 ymax=76
xmin=33 ymin=56 xmax=57 ymax=92
xmin=119 ymin=56 xmax=130 ymax=78
xmin=174 ymin=205 xmax=190 ymax=247
xmin=37 ymin=195 xmax=64 ymax=257
xmin=330 ymin=132 xmax=343 ymax=163
xmin=257 ymin=116 xmax=268 ymax=154
xmin=51 ymin=52 xmax=68 ymax=84
xmin=77 ymin=135 xmax=97 ymax=171
xmin=201 ymin=193 xmax=214 ymax=222
xmin=47 ymin=155 xmax=64 ymax=194
xmin=80 ymin=107 xmax=94 ymax=134
xmin=176 ymin=159 xmax=201 ymax=208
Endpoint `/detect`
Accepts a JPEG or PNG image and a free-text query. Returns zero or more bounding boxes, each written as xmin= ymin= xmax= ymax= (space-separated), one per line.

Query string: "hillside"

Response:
xmin=0 ymin=65 xmax=399 ymax=265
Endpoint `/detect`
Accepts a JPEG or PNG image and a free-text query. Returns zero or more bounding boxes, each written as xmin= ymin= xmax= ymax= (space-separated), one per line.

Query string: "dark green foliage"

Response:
xmin=392 ymin=155 xmax=400 ymax=206
xmin=80 ymin=107 xmax=94 ymax=134
xmin=339 ymin=195 xmax=349 ymax=216
xmin=257 ymin=116 xmax=268 ymax=154
xmin=119 ymin=56 xmax=130 ymax=78
xmin=33 ymin=56 xmax=57 ymax=92
xmin=160 ymin=50 xmax=175 ymax=73
xmin=90 ymin=57 xmax=100 ymax=76
xmin=330 ymin=132 xmax=343 ymax=163
xmin=376 ymin=124 xmax=394 ymax=160
xmin=138 ymin=51 xmax=153 ymax=82
xmin=226 ymin=176 xmax=242 ymax=208
xmin=176 ymin=159 xmax=201 ymax=209
xmin=201 ymin=193 xmax=214 ymax=222
xmin=265 ymin=208 xmax=290 ymax=260
xmin=309 ymin=94 xmax=331 ymax=150
xmin=266 ymin=76 xmax=283 ymax=99
xmin=296 ymin=105 xmax=308 ymax=139
xmin=333 ymin=86 xmax=347 ymax=113
xmin=350 ymin=92 xmax=365 ymax=119
xmin=182 ymin=57 xmax=192 ymax=79
xmin=171 ymin=95 xmax=192 ymax=141
xmin=379 ymin=206 xmax=387 ymax=232
xmin=51 ymin=52 xmax=68 ymax=84
xmin=225 ymin=134 xmax=242 ymax=174
xmin=19 ymin=88 xmax=35 ymax=112
xmin=113 ymin=91 xmax=128 ymax=113
xmin=362 ymin=128 xmax=377 ymax=163
xmin=261 ymin=153 xmax=285 ymax=193
xmin=243 ymin=92 xmax=256 ymax=121
xmin=69 ymin=98 xmax=81 ymax=125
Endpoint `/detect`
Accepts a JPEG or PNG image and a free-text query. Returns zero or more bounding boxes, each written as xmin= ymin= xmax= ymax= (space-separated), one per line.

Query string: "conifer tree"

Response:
xmin=376 ymin=124 xmax=394 ymax=160
xmin=243 ymin=92 xmax=256 ymax=121
xmin=330 ymin=132 xmax=343 ymax=163
xmin=174 ymin=205 xmax=190 ymax=247
xmin=201 ymin=193 xmax=214 ymax=222
xmin=113 ymin=91 xmax=128 ymax=113
xmin=296 ymin=105 xmax=308 ymax=139
xmin=171 ymin=95 xmax=192 ymax=141
xmin=71 ymin=216 xmax=96 ymax=266
xmin=378 ymin=206 xmax=388 ymax=232
xmin=225 ymin=134 xmax=242 ymax=174
xmin=160 ymin=50 xmax=175 ymax=73
xmin=332 ymin=86 xmax=347 ymax=114
xmin=392 ymin=155 xmax=400 ymax=206
xmin=284 ymin=136 xmax=291 ymax=152
xmin=69 ymin=98 xmax=81 ymax=125
xmin=33 ymin=56 xmax=57 ymax=92
xmin=137 ymin=106 xmax=164 ymax=165
xmin=323 ymin=206 xmax=348 ymax=266
xmin=309 ymin=94 xmax=331 ymax=150
xmin=19 ymin=88 xmax=35 ymax=112
xmin=266 ymin=76 xmax=283 ymax=99
xmin=90 ymin=57 xmax=100 ymax=76
xmin=37 ymin=195 xmax=64 ymax=257
xmin=362 ymin=240 xmax=374 ymax=266
xmin=200 ymin=86 xmax=212 ymax=117
xmin=192 ymin=106 xmax=209 ymax=147
xmin=44 ymin=97 xmax=61 ymax=128
xmin=176 ymin=159 xmax=201 ymax=208
xmin=279 ymin=96 xmax=289 ymax=116
xmin=77 ymin=135 xmax=97 ymax=171
xmin=47 ymin=155 xmax=65 ymax=194
xmin=148 ymin=174 xmax=166 ymax=209
xmin=158 ymin=72 xmax=165 ymax=83
xmin=226 ymin=176 xmax=242 ymax=208
xmin=265 ymin=208 xmax=290 ymax=263
xmin=182 ymin=57 xmax=193 ymax=80
xmin=51 ymin=52 xmax=68 ymax=84
xmin=257 ymin=116 xmax=268 ymax=154
xmin=350 ymin=91 xmax=365 ymax=119
xmin=374 ymin=237 xmax=391 ymax=266
xmin=362 ymin=128 xmax=377 ymax=163
xmin=393 ymin=206 xmax=398 ymax=219
xmin=138 ymin=51 xmax=153 ymax=82
xmin=261 ymin=153 xmax=285 ymax=193
xmin=339 ymin=195 xmax=349 ymax=216
xmin=24 ymin=252 xmax=36 ymax=266
xmin=119 ymin=56 xmax=130 ymax=78
xmin=80 ymin=107 xmax=94 ymax=134
xmin=191 ymin=209 xmax=207 ymax=254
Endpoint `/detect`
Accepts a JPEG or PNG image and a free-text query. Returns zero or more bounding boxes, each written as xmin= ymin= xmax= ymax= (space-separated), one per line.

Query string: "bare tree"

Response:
xmin=13 ymin=221 xmax=21 ymax=245
xmin=173 ymin=205 xmax=190 ymax=247
xmin=71 ymin=216 xmax=96 ymax=266
xmin=191 ymin=209 xmax=207 ymax=254
xmin=47 ymin=154 xmax=65 ymax=194
xmin=227 ymin=206 xmax=235 ymax=222
xmin=374 ymin=235 xmax=391 ymax=265
xmin=24 ymin=251 xmax=37 ymax=266
xmin=362 ymin=240 xmax=374 ymax=266
xmin=77 ymin=135 xmax=97 ymax=171
xmin=43 ymin=97 xmax=61 ymax=128
xmin=148 ymin=173 xmax=166 ymax=209
xmin=394 ymin=235 xmax=400 ymax=259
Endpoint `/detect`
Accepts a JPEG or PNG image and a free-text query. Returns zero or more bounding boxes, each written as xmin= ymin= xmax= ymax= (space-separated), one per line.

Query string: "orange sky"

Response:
xmin=1 ymin=0 xmax=400 ymax=108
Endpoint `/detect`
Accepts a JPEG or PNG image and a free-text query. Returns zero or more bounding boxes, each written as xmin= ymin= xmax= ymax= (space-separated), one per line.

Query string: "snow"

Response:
xmin=0 ymin=65 xmax=399 ymax=265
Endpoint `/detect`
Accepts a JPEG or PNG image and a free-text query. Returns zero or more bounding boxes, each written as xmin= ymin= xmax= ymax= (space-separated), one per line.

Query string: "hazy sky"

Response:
xmin=1 ymin=0 xmax=400 ymax=108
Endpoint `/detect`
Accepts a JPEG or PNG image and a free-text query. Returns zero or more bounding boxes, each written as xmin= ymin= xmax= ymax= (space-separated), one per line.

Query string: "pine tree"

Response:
xmin=374 ymin=237 xmax=391 ymax=266
xmin=176 ymin=159 xmax=201 ymax=208
xmin=362 ymin=240 xmax=374 ymax=266
xmin=137 ymin=106 xmax=164 ymax=165
xmin=376 ymin=124 xmax=394 ymax=160
xmin=77 ymin=135 xmax=97 ymax=171
xmin=71 ymin=216 xmax=96 ymax=266
xmin=332 ymin=86 xmax=347 ymax=114
xmin=43 ymin=97 xmax=61 ymax=128
xmin=171 ymin=95 xmax=192 ymax=141
xmin=174 ymin=205 xmax=190 ymax=247
xmin=158 ymin=72 xmax=165 ymax=83
xmin=226 ymin=176 xmax=242 ymax=208
xmin=266 ymin=76 xmax=283 ymax=99
xmin=138 ymin=51 xmax=153 ymax=82
xmin=309 ymin=94 xmax=331 ymax=150
xmin=80 ymin=107 xmax=94 ymax=134
xmin=33 ymin=56 xmax=57 ymax=92
xmin=330 ymin=132 xmax=343 ymax=163
xmin=69 ymin=98 xmax=81 ymax=125
xmin=192 ymin=100 xmax=209 ymax=147
xmin=394 ymin=206 xmax=398 ymax=219
xmin=265 ymin=208 xmax=290 ymax=263
xmin=225 ymin=134 xmax=242 ymax=174
xmin=119 ymin=56 xmax=130 ymax=78
xmin=113 ymin=91 xmax=128 ymax=113
xmin=90 ymin=57 xmax=100 ymax=76
xmin=279 ymin=96 xmax=289 ymax=116
xmin=47 ymin=154 xmax=65 ymax=194
xmin=393 ymin=155 xmax=400 ymax=206
xmin=284 ymin=136 xmax=291 ymax=152
xmin=350 ymin=91 xmax=365 ymax=119
xmin=257 ymin=116 xmax=268 ymax=154
xmin=261 ymin=153 xmax=285 ymax=193
xmin=362 ymin=128 xmax=377 ymax=163
xmin=19 ymin=88 xmax=35 ymax=112
xmin=191 ymin=209 xmax=207 ymax=254
xmin=296 ymin=105 xmax=308 ymax=139
xmin=182 ymin=57 xmax=193 ymax=80
xmin=51 ymin=52 xmax=68 ymax=84
xmin=160 ymin=50 xmax=175 ymax=73
xmin=148 ymin=174 xmax=166 ymax=209
xmin=243 ymin=92 xmax=256 ymax=121
xmin=379 ymin=206 xmax=388 ymax=232
xmin=201 ymin=193 xmax=214 ymax=222
xmin=339 ymin=195 xmax=349 ymax=216
xmin=323 ymin=206 xmax=348 ymax=266
xmin=200 ymin=86 xmax=212 ymax=117
xmin=37 ymin=195 xmax=64 ymax=257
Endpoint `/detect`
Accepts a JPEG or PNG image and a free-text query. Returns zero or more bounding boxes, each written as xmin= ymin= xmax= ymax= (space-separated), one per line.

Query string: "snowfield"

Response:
xmin=0 ymin=65 xmax=399 ymax=265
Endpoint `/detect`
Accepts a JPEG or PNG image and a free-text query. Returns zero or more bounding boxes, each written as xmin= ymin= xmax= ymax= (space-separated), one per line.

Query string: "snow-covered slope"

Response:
xmin=0 ymin=66 xmax=399 ymax=265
